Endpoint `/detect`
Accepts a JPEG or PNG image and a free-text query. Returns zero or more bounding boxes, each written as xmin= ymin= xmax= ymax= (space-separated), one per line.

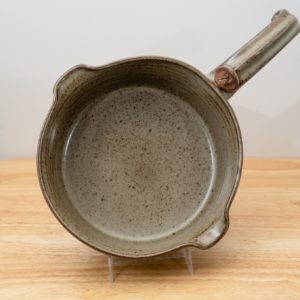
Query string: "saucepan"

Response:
xmin=37 ymin=10 xmax=299 ymax=257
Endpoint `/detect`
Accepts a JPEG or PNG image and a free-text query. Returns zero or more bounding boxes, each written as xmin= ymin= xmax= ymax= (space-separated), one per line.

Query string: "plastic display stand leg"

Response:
xmin=107 ymin=247 xmax=194 ymax=283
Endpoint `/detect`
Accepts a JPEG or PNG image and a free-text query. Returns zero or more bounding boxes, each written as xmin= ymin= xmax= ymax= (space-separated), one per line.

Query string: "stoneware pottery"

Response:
xmin=38 ymin=10 xmax=299 ymax=257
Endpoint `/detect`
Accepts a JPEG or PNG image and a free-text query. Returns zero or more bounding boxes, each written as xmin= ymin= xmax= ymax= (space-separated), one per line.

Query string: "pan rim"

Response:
xmin=37 ymin=56 xmax=243 ymax=258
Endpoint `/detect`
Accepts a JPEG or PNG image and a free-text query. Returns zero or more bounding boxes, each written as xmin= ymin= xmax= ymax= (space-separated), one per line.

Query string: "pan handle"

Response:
xmin=207 ymin=9 xmax=300 ymax=100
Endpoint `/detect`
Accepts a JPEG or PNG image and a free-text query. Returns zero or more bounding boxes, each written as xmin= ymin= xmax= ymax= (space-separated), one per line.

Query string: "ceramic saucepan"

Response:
xmin=38 ymin=10 xmax=299 ymax=257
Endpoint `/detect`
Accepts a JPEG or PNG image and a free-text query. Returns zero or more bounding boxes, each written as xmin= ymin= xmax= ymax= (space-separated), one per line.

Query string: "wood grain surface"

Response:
xmin=0 ymin=159 xmax=299 ymax=300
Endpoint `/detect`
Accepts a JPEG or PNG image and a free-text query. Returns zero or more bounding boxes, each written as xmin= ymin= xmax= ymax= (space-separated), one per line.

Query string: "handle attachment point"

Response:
xmin=214 ymin=66 xmax=239 ymax=92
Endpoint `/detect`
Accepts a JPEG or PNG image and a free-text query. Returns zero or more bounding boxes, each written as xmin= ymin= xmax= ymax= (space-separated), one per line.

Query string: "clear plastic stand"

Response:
xmin=107 ymin=247 xmax=194 ymax=282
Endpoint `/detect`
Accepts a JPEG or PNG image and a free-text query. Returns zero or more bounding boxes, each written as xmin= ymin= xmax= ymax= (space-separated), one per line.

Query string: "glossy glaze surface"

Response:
xmin=37 ymin=9 xmax=299 ymax=257
xmin=38 ymin=57 xmax=242 ymax=257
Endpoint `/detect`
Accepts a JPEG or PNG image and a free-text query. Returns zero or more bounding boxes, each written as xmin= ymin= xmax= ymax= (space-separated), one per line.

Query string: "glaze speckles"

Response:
xmin=62 ymin=86 xmax=215 ymax=241
xmin=38 ymin=8 xmax=298 ymax=256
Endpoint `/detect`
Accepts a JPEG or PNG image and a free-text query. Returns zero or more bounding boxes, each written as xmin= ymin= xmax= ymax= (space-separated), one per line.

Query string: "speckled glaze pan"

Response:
xmin=37 ymin=10 xmax=299 ymax=258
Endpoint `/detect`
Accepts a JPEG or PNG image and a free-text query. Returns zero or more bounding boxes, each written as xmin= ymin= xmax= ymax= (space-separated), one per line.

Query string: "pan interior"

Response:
xmin=62 ymin=85 xmax=216 ymax=242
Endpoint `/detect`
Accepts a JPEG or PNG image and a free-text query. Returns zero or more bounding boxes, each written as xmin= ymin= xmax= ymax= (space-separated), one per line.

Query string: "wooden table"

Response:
xmin=0 ymin=159 xmax=299 ymax=300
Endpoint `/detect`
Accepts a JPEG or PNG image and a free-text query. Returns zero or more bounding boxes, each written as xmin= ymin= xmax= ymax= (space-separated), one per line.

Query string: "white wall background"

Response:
xmin=0 ymin=0 xmax=299 ymax=159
